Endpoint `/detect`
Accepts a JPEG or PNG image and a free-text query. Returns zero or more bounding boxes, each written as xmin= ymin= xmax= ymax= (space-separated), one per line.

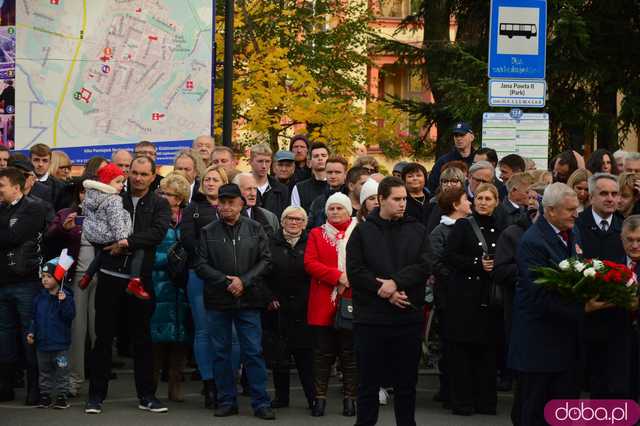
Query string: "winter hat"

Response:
xmin=41 ymin=249 xmax=75 ymax=283
xmin=96 ymin=163 xmax=125 ymax=185
xmin=325 ymin=192 xmax=352 ymax=216
xmin=359 ymin=178 xmax=379 ymax=206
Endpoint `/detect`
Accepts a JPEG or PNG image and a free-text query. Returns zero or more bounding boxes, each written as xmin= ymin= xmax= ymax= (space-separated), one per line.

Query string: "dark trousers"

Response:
xmin=354 ymin=323 xmax=423 ymax=426
xmin=312 ymin=326 xmax=356 ymax=399
xmin=0 ymin=281 xmax=39 ymax=366
xmin=585 ymin=334 xmax=633 ymax=398
xmin=272 ymin=348 xmax=314 ymax=406
xmin=512 ymin=370 xmax=578 ymax=426
xmin=89 ymin=272 xmax=155 ymax=401
xmin=436 ymin=308 xmax=450 ymax=401
xmin=448 ymin=341 xmax=497 ymax=413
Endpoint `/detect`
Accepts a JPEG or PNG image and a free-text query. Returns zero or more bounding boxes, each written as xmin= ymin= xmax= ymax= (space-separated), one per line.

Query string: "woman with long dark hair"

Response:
xmin=587 ymin=149 xmax=618 ymax=175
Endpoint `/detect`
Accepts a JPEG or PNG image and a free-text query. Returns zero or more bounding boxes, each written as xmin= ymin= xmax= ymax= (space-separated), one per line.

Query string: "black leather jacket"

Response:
xmin=195 ymin=215 xmax=272 ymax=311
xmin=99 ymin=189 xmax=171 ymax=276
xmin=0 ymin=196 xmax=48 ymax=284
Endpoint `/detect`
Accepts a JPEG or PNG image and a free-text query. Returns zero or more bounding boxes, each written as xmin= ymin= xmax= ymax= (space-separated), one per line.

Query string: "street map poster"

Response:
xmin=16 ymin=0 xmax=212 ymax=164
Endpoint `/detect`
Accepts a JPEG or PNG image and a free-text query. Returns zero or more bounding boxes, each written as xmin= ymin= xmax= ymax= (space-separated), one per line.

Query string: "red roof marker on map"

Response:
xmin=148 ymin=35 xmax=158 ymax=41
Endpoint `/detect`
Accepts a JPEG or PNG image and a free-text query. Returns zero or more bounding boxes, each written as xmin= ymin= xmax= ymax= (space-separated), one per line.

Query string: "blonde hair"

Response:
xmin=474 ymin=183 xmax=499 ymax=201
xmin=199 ymin=165 xmax=229 ymax=195
xmin=160 ymin=172 xmax=191 ymax=204
xmin=506 ymin=172 xmax=535 ymax=192
xmin=280 ymin=206 xmax=308 ymax=226
xmin=249 ymin=143 xmax=273 ymax=159
xmin=49 ymin=151 xmax=71 ymax=176
xmin=618 ymin=172 xmax=638 ymax=196
xmin=566 ymin=168 xmax=592 ymax=190
xmin=529 ymin=169 xmax=552 ymax=185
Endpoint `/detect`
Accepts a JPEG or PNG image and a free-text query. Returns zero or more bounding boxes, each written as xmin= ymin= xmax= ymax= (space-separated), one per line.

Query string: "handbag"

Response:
xmin=334 ymin=297 xmax=354 ymax=330
xmin=467 ymin=217 xmax=503 ymax=309
xmin=167 ymin=240 xmax=188 ymax=288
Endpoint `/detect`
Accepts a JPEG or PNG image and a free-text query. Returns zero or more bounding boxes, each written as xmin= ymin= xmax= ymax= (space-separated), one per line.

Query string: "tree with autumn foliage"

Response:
xmin=213 ymin=0 xmax=414 ymax=157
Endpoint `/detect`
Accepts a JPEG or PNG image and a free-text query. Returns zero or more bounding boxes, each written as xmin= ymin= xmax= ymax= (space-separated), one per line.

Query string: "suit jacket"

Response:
xmin=575 ymin=208 xmax=630 ymax=342
xmin=494 ymin=198 xmax=529 ymax=231
xmin=508 ymin=216 xmax=584 ymax=373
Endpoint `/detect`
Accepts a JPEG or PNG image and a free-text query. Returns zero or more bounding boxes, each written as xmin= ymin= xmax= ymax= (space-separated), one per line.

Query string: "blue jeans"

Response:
xmin=188 ymin=271 xmax=240 ymax=380
xmin=208 ymin=309 xmax=270 ymax=410
xmin=187 ymin=271 xmax=215 ymax=380
xmin=0 ymin=281 xmax=40 ymax=365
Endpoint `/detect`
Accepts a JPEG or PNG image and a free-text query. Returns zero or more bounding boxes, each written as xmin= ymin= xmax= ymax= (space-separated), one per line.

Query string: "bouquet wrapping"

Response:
xmin=533 ymin=258 xmax=638 ymax=309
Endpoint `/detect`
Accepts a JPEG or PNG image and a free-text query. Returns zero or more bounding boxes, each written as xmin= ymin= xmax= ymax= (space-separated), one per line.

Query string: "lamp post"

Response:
xmin=222 ymin=0 xmax=234 ymax=147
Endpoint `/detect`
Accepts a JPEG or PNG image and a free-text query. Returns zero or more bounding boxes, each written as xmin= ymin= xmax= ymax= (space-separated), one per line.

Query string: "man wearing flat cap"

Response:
xmin=195 ymin=183 xmax=275 ymax=420
xmin=427 ymin=122 xmax=477 ymax=193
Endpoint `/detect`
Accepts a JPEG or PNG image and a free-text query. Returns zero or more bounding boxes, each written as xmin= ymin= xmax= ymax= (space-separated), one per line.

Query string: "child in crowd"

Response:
xmin=27 ymin=252 xmax=76 ymax=409
xmin=78 ymin=163 xmax=149 ymax=299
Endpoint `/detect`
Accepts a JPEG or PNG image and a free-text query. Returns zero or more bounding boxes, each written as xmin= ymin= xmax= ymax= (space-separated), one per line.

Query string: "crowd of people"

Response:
xmin=1 ymin=124 xmax=640 ymax=425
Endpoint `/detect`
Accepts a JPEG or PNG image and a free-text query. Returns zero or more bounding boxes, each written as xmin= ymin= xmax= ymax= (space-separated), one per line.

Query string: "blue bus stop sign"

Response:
xmin=488 ymin=0 xmax=547 ymax=79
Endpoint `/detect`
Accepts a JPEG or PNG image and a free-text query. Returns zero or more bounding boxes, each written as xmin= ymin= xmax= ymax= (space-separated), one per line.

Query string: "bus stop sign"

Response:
xmin=488 ymin=0 xmax=547 ymax=79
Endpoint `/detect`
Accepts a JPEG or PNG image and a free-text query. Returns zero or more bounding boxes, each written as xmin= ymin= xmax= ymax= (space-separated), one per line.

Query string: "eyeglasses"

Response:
xmin=135 ymin=150 xmax=156 ymax=157
xmin=158 ymin=191 xmax=179 ymax=198
xmin=284 ymin=216 xmax=305 ymax=223
xmin=363 ymin=167 xmax=378 ymax=173
xmin=59 ymin=165 xmax=72 ymax=170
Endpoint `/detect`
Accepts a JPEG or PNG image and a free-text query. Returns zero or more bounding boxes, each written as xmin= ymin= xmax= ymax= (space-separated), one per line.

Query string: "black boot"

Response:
xmin=203 ymin=379 xmax=217 ymax=409
xmin=25 ymin=366 xmax=40 ymax=406
xmin=0 ymin=363 xmax=15 ymax=402
xmin=342 ymin=398 xmax=356 ymax=417
xmin=311 ymin=399 xmax=326 ymax=417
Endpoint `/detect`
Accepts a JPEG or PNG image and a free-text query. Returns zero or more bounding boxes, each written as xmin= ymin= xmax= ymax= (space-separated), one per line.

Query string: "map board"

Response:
xmin=16 ymin=0 xmax=213 ymax=164
xmin=482 ymin=112 xmax=549 ymax=170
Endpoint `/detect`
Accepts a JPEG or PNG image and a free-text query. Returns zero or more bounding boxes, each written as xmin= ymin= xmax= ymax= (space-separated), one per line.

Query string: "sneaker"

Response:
xmin=378 ymin=388 xmax=389 ymax=406
xmin=138 ymin=396 xmax=168 ymax=413
xmin=37 ymin=394 xmax=51 ymax=408
xmin=254 ymin=406 xmax=276 ymax=420
xmin=84 ymin=399 xmax=102 ymax=414
xmin=53 ymin=395 xmax=70 ymax=409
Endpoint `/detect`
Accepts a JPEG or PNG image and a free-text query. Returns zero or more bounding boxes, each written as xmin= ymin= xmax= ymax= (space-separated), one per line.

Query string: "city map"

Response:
xmin=16 ymin=0 xmax=212 ymax=162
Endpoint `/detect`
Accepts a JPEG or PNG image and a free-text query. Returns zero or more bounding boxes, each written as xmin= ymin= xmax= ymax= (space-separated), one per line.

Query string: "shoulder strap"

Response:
xmin=468 ymin=216 xmax=489 ymax=255
xmin=193 ymin=203 xmax=200 ymax=219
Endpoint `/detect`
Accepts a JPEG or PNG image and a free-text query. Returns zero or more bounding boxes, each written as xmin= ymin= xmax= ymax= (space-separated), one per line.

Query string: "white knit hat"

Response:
xmin=325 ymin=192 xmax=353 ymax=216
xmin=359 ymin=178 xmax=379 ymax=206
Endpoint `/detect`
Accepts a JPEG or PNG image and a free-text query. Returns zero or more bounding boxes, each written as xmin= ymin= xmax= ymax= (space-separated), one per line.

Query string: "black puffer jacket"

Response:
xmin=195 ymin=216 xmax=272 ymax=311
xmin=98 ymin=189 xmax=171 ymax=277
xmin=346 ymin=209 xmax=432 ymax=325
xmin=180 ymin=193 xmax=219 ymax=268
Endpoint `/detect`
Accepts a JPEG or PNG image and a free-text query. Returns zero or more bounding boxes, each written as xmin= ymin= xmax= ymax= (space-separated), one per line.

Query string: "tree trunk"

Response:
xmin=423 ymin=0 xmax=454 ymax=157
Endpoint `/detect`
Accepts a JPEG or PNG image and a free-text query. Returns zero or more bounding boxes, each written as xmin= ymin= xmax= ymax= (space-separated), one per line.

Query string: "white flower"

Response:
xmin=592 ymin=260 xmax=605 ymax=271
xmin=559 ymin=260 xmax=570 ymax=271
xmin=574 ymin=262 xmax=586 ymax=272
xmin=583 ymin=268 xmax=596 ymax=278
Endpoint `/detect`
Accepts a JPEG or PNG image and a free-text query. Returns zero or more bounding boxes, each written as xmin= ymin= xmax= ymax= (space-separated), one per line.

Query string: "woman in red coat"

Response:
xmin=305 ymin=192 xmax=358 ymax=417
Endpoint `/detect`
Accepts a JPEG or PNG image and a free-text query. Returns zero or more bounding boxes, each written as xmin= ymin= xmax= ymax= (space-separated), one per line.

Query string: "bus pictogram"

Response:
xmin=499 ymin=22 xmax=537 ymax=39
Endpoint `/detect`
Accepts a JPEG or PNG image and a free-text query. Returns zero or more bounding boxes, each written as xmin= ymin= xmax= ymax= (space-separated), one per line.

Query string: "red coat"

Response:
xmin=304 ymin=226 xmax=352 ymax=326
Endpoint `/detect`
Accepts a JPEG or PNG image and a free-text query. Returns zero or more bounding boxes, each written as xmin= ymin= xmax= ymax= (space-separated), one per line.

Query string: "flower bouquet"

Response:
xmin=533 ymin=258 xmax=639 ymax=309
